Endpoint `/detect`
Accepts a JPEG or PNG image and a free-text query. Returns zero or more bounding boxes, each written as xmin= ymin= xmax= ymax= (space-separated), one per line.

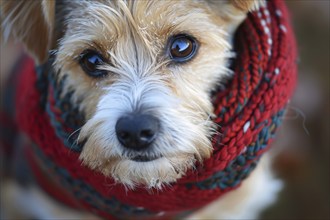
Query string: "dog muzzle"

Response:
xmin=1 ymin=1 xmax=297 ymax=219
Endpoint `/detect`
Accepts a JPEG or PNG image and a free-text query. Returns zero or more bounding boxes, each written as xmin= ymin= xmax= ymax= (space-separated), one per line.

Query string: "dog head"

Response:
xmin=1 ymin=0 xmax=264 ymax=189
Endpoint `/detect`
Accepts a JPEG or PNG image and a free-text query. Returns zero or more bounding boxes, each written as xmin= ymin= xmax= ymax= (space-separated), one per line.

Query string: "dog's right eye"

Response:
xmin=79 ymin=50 xmax=108 ymax=77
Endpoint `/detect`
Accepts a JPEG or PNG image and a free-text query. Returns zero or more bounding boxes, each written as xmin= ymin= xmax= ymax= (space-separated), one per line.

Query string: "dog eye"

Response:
xmin=79 ymin=50 xmax=107 ymax=77
xmin=169 ymin=35 xmax=198 ymax=62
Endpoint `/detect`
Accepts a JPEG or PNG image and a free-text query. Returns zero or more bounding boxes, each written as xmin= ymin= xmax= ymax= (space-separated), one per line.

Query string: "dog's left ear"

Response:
xmin=207 ymin=0 xmax=265 ymax=34
xmin=0 ymin=0 xmax=55 ymax=64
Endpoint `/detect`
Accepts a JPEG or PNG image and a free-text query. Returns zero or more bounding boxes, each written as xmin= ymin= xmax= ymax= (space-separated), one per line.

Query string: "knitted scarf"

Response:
xmin=1 ymin=1 xmax=296 ymax=219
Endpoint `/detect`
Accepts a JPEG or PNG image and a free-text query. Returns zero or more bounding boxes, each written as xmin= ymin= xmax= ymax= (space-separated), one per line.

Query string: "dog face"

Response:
xmin=1 ymin=0 xmax=263 ymax=189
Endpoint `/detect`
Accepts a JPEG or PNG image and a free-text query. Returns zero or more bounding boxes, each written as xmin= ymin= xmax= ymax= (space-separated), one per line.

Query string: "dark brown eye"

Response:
xmin=79 ymin=50 xmax=107 ymax=77
xmin=169 ymin=35 xmax=197 ymax=62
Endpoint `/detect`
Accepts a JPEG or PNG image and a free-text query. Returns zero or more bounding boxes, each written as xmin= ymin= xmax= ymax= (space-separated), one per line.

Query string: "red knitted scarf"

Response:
xmin=1 ymin=1 xmax=296 ymax=219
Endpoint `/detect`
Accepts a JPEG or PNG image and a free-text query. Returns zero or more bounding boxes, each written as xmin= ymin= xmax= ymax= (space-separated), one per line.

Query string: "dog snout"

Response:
xmin=115 ymin=114 xmax=160 ymax=151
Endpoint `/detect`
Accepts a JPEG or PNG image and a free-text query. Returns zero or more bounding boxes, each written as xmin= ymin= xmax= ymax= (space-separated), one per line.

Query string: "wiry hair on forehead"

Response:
xmin=62 ymin=0 xmax=165 ymax=45
xmin=59 ymin=0 xmax=230 ymax=50
xmin=55 ymin=0 xmax=232 ymax=76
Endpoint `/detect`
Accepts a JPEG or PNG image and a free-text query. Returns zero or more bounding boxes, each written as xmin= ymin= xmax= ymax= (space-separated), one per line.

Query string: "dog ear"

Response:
xmin=207 ymin=0 xmax=265 ymax=34
xmin=0 ymin=0 xmax=55 ymax=64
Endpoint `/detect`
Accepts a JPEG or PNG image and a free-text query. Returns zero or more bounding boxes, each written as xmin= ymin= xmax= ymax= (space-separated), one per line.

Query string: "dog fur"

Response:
xmin=0 ymin=0 xmax=284 ymax=219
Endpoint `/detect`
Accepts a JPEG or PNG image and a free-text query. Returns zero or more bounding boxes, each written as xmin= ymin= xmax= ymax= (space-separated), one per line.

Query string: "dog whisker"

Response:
xmin=67 ymin=127 xmax=82 ymax=142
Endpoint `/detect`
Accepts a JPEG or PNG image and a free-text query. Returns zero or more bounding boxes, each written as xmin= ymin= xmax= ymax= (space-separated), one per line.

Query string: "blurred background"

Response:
xmin=261 ymin=1 xmax=330 ymax=219
xmin=1 ymin=1 xmax=329 ymax=220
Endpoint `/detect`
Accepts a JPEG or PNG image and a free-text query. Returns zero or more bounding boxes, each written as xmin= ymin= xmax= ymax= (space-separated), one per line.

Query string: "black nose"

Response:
xmin=115 ymin=114 xmax=160 ymax=151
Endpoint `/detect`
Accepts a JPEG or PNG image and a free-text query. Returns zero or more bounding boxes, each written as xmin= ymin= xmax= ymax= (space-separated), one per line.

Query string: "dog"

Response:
xmin=1 ymin=0 xmax=287 ymax=219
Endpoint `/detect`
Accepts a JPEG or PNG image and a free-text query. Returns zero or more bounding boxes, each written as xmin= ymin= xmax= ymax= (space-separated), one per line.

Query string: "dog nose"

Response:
xmin=115 ymin=114 xmax=160 ymax=151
